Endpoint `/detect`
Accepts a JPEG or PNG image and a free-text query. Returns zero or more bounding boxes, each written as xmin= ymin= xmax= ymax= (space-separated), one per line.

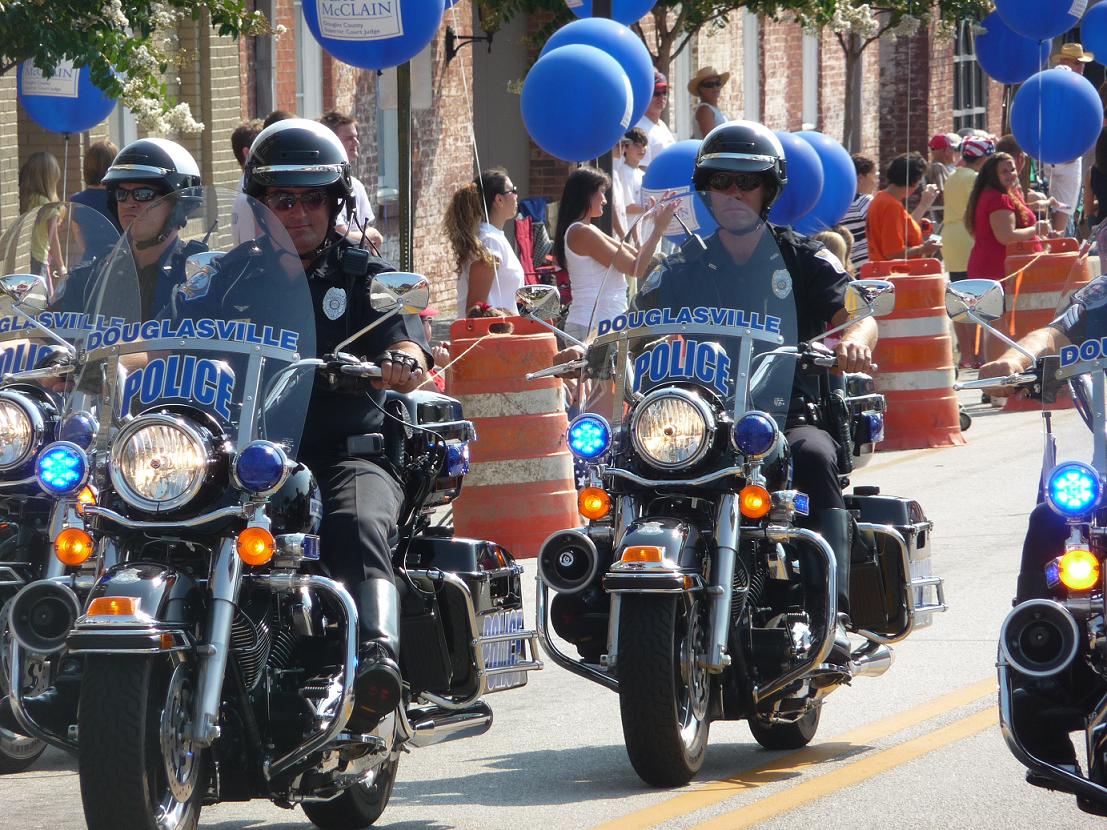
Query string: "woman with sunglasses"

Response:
xmin=444 ymin=168 xmax=526 ymax=318
xmin=689 ymin=66 xmax=730 ymax=140
xmin=553 ymin=166 xmax=677 ymax=343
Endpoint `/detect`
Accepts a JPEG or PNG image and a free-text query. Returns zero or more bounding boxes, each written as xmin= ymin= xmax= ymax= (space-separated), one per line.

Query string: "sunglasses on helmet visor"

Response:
xmin=264 ymin=190 xmax=330 ymax=212
xmin=111 ymin=186 xmax=164 ymax=203
xmin=707 ymin=172 xmax=765 ymax=192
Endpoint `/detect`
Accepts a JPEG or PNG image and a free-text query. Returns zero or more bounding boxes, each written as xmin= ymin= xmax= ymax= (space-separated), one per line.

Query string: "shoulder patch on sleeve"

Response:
xmin=814 ymin=247 xmax=848 ymax=275
xmin=1073 ymin=275 xmax=1107 ymax=310
xmin=178 ymin=263 xmax=214 ymax=302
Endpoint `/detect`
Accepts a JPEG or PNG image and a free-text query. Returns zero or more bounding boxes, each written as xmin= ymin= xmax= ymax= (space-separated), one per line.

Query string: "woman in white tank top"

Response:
xmin=553 ymin=166 xmax=677 ymax=342
xmin=689 ymin=66 xmax=731 ymax=140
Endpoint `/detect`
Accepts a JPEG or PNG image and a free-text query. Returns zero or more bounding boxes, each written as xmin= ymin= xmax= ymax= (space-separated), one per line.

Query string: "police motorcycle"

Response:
xmin=5 ymin=187 xmax=541 ymax=830
xmin=0 ymin=202 xmax=119 ymax=773
xmin=525 ymin=199 xmax=947 ymax=787
xmin=947 ymin=270 xmax=1107 ymax=814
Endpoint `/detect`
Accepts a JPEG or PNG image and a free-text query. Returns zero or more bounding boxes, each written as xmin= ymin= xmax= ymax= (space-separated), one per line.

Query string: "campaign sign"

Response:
xmin=317 ymin=0 xmax=403 ymax=41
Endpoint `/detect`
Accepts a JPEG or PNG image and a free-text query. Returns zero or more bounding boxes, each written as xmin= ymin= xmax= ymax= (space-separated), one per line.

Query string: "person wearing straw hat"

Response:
xmin=689 ymin=66 xmax=730 ymax=140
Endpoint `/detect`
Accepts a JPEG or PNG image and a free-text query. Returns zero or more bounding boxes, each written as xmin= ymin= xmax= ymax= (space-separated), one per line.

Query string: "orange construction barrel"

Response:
xmin=446 ymin=316 xmax=578 ymax=559
xmin=861 ymin=259 xmax=965 ymax=451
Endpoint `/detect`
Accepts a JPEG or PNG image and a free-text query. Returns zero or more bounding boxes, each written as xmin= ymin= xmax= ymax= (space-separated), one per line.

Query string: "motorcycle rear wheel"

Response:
xmin=302 ymin=753 xmax=400 ymax=828
xmin=748 ymin=702 xmax=822 ymax=750
xmin=78 ymin=655 xmax=205 ymax=830
xmin=617 ymin=594 xmax=710 ymax=787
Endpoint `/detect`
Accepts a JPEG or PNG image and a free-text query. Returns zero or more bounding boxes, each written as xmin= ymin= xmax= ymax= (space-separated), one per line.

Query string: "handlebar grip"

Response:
xmin=339 ymin=363 xmax=382 ymax=378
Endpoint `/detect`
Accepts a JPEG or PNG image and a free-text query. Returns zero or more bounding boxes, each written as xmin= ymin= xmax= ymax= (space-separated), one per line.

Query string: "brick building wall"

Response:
xmin=0 ymin=75 xmax=18 ymax=229
xmin=761 ymin=19 xmax=806 ymax=131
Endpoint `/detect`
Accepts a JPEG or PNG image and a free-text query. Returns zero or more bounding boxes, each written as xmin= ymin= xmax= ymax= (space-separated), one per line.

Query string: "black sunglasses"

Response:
xmin=112 ymin=186 xmax=163 ymax=203
xmin=500 ymin=186 xmax=518 ymax=196
xmin=707 ymin=172 xmax=765 ymax=192
xmin=653 ymin=88 xmax=669 ymax=97
xmin=699 ymin=80 xmax=723 ymax=89
xmin=264 ymin=190 xmax=330 ymax=212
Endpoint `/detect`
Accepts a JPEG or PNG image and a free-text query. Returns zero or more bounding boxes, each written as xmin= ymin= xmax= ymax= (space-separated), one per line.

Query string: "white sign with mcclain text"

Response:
xmin=21 ymin=60 xmax=79 ymax=98
xmin=317 ymin=0 xmax=403 ymax=41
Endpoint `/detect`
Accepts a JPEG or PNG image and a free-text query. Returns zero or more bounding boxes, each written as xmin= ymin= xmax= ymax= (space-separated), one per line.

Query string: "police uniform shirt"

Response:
xmin=1052 ymin=275 xmax=1107 ymax=344
xmin=633 ymin=226 xmax=849 ymax=403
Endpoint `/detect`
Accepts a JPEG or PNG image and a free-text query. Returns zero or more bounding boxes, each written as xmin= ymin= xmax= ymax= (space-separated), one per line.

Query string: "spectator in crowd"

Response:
xmin=925 ymin=132 xmax=960 ymax=228
xmin=943 ymin=136 xmax=996 ymax=367
xmin=1045 ymin=43 xmax=1094 ymax=235
xmin=995 ymin=133 xmax=1050 ymax=212
xmin=69 ymin=139 xmax=119 ymax=228
xmin=813 ymin=228 xmax=854 ymax=276
xmin=635 ymin=71 xmax=676 ymax=171
xmin=841 ymin=153 xmax=877 ymax=271
xmin=553 ymin=166 xmax=676 ymax=343
xmin=18 ymin=151 xmax=66 ymax=283
xmin=689 ymin=66 xmax=730 ymax=139
xmin=612 ymin=127 xmax=648 ymax=242
xmin=444 ymin=167 xmax=526 ymax=318
xmin=418 ymin=307 xmax=449 ymax=393
xmin=231 ymin=119 xmax=263 ymax=170
xmin=866 ymin=153 xmax=941 ymax=262
xmin=965 ymin=152 xmax=1050 ymax=283
xmin=263 ymin=109 xmax=293 ymax=128
xmin=319 ymin=110 xmax=383 ymax=250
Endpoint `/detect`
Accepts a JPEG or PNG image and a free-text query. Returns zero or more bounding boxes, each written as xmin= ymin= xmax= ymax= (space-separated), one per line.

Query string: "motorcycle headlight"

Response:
xmin=0 ymin=391 xmax=44 ymax=471
xmin=630 ymin=389 xmax=715 ymax=470
xmin=110 ymin=415 xmax=215 ymax=512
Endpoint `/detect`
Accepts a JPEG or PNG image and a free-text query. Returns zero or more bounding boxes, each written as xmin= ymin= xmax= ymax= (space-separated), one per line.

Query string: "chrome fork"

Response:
xmin=190 ymin=538 xmax=241 ymax=747
xmin=706 ymin=493 xmax=739 ymax=672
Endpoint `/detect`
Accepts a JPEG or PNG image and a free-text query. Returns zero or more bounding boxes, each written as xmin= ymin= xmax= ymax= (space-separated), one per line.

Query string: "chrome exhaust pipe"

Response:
xmin=1000 ymin=599 xmax=1080 ymax=678
xmin=8 ymin=579 xmax=80 ymax=655
xmin=850 ymin=642 xmax=894 ymax=678
xmin=407 ymin=701 xmax=493 ymax=748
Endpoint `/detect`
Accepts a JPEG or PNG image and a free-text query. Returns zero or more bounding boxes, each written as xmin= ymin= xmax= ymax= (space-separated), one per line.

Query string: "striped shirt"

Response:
xmin=841 ymin=193 xmax=873 ymax=270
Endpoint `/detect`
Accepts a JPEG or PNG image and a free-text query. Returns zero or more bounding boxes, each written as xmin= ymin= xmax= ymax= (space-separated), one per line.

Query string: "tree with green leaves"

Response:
xmin=480 ymin=0 xmax=989 ymax=149
xmin=0 ymin=1 xmax=279 ymax=133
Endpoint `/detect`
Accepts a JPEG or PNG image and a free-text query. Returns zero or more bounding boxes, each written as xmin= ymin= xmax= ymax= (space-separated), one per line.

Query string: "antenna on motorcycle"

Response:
xmin=199 ymin=219 xmax=218 ymax=247
xmin=671 ymin=209 xmax=706 ymax=252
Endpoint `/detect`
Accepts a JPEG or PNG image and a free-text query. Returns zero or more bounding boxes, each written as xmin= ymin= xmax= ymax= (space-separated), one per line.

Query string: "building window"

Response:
xmin=294 ymin=0 xmax=323 ymax=118
xmin=109 ymin=103 xmax=137 ymax=148
xmin=954 ymin=21 xmax=988 ymax=131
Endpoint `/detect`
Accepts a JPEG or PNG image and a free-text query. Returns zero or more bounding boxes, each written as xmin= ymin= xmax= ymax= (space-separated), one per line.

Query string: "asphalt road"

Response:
xmin=2 ymin=383 xmax=1103 ymax=829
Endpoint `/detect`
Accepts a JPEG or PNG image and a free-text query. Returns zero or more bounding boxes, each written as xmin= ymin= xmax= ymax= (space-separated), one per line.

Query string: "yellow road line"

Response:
xmin=594 ymin=677 xmax=994 ymax=830
xmin=690 ymin=707 xmax=995 ymax=830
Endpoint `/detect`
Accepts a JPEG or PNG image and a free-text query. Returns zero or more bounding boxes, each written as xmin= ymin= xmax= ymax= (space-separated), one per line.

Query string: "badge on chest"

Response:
xmin=323 ymin=286 xmax=347 ymax=320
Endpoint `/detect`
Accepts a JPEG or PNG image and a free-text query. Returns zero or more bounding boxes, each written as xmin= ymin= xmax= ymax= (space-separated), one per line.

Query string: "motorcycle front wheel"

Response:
xmin=78 ymin=655 xmax=205 ymax=830
xmin=617 ymin=594 xmax=710 ymax=787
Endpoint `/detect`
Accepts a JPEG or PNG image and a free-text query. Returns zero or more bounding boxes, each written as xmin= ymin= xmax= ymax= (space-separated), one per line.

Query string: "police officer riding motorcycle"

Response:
xmin=533 ymin=121 xmax=945 ymax=786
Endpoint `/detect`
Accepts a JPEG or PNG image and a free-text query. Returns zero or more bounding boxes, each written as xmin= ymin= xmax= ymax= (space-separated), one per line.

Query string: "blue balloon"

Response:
xmin=994 ymin=0 xmax=1081 ymax=41
xmin=768 ymin=131 xmax=824 ymax=227
xmin=17 ymin=61 xmax=115 ymax=135
xmin=640 ymin=140 xmax=718 ymax=243
xmin=1083 ymin=2 xmax=1107 ymax=63
xmin=303 ymin=0 xmax=444 ymax=71
xmin=522 ymin=45 xmax=632 ymax=163
xmin=975 ymin=12 xmax=1052 ymax=85
xmin=792 ymin=131 xmax=854 ymax=236
xmin=1012 ymin=68 xmax=1103 ymax=165
xmin=567 ymin=0 xmax=656 ymax=26
xmin=541 ymin=19 xmax=654 ymax=127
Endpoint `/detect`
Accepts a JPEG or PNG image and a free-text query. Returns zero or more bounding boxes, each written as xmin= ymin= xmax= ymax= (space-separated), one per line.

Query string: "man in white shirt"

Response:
xmin=635 ymin=71 xmax=676 ymax=172
xmin=1048 ymin=44 xmax=1095 ymax=236
xmin=319 ymin=110 xmax=384 ymax=250
xmin=612 ymin=127 xmax=647 ymax=241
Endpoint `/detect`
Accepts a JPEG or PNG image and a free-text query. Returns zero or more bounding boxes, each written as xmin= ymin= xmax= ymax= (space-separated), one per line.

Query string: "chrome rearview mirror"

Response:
xmin=334 ymin=272 xmax=431 ymax=355
xmin=516 ymin=284 xmax=561 ymax=321
xmin=945 ymin=278 xmax=1005 ymax=323
xmin=846 ymin=279 xmax=895 ymax=318
xmin=0 ymin=274 xmax=47 ymax=307
xmin=368 ymin=272 xmax=430 ymax=315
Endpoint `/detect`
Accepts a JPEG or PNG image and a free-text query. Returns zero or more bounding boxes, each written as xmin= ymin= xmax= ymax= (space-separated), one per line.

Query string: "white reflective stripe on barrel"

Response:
xmin=464 ymin=454 xmax=575 ymax=488
xmin=875 ymin=369 xmax=956 ymax=392
xmin=1008 ymin=290 xmax=1064 ymax=312
xmin=877 ymin=316 xmax=949 ymax=340
xmin=456 ymin=386 xmax=563 ymax=419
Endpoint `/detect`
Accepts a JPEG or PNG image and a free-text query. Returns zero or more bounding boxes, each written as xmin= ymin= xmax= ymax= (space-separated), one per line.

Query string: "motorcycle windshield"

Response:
xmin=67 ymin=187 xmax=316 ymax=461
xmin=578 ymin=195 xmax=797 ymax=427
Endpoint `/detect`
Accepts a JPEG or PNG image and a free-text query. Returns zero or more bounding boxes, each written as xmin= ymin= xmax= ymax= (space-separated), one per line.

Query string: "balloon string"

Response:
xmin=902 ymin=3 xmax=912 ymax=263
xmin=445 ymin=1 xmax=503 ymax=303
xmin=61 ymin=132 xmax=72 ymax=282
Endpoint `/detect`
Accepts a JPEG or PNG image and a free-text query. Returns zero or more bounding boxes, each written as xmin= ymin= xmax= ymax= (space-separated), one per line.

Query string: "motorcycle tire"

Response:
xmin=302 ymin=753 xmax=400 ymax=829
xmin=0 ymin=726 xmax=46 ymax=774
xmin=78 ymin=655 xmax=205 ymax=830
xmin=748 ymin=702 xmax=821 ymax=751
xmin=617 ymin=594 xmax=710 ymax=788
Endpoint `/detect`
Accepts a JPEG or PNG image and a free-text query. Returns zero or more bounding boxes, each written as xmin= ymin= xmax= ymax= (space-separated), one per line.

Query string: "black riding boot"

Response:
xmin=816 ymin=508 xmax=854 ymax=664
xmin=349 ymin=578 xmax=402 ymax=733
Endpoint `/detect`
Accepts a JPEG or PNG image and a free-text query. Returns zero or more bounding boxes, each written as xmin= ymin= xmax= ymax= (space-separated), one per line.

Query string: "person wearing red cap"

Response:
xmin=925 ymin=132 xmax=959 ymax=228
xmin=635 ymin=70 xmax=676 ymax=172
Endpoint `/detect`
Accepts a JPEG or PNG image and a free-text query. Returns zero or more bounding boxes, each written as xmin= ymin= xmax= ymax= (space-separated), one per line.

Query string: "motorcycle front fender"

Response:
xmin=603 ymin=517 xmax=703 ymax=594
xmin=66 ymin=562 xmax=199 ymax=654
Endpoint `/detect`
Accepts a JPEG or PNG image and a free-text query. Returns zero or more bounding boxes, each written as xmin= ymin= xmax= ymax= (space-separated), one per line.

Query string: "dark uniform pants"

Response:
xmin=785 ymin=425 xmax=845 ymax=514
xmin=313 ymin=455 xmax=404 ymax=588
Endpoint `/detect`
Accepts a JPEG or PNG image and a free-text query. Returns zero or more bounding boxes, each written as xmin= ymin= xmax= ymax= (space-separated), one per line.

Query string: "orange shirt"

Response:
xmin=866 ymin=189 xmax=923 ymax=262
